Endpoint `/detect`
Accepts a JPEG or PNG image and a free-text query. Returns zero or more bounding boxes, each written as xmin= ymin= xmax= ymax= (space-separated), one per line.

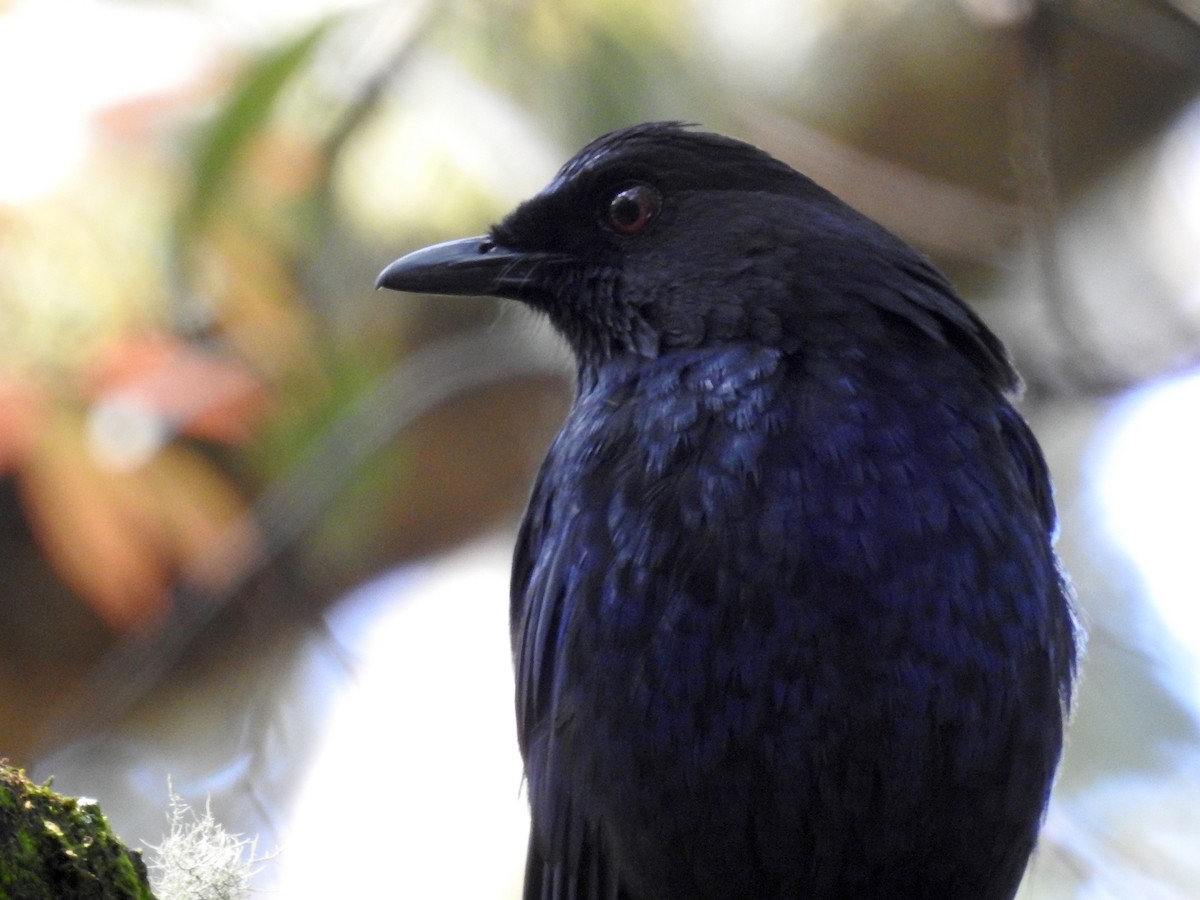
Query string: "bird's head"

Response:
xmin=378 ymin=122 xmax=1016 ymax=391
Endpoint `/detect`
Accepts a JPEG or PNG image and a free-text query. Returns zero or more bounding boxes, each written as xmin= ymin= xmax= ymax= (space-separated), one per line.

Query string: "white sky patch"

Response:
xmin=1090 ymin=368 xmax=1200 ymax=710
xmin=1089 ymin=98 xmax=1200 ymax=711
xmin=273 ymin=536 xmax=528 ymax=899
xmin=0 ymin=0 xmax=216 ymax=205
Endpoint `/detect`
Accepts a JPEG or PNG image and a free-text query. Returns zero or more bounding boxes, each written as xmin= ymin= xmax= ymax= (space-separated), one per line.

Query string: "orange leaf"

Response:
xmin=87 ymin=333 xmax=272 ymax=445
xmin=17 ymin=412 xmax=261 ymax=632
xmin=19 ymin=415 xmax=172 ymax=631
xmin=0 ymin=377 xmax=45 ymax=475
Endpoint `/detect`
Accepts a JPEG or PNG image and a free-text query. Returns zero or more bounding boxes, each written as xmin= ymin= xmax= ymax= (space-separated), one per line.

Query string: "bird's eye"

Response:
xmin=603 ymin=184 xmax=660 ymax=235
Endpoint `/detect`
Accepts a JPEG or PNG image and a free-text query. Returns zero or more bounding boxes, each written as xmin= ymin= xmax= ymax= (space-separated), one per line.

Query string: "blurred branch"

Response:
xmin=1011 ymin=2 xmax=1200 ymax=394
xmin=316 ymin=5 xmax=439 ymax=184
xmin=740 ymin=110 xmax=1023 ymax=263
xmin=1165 ymin=0 xmax=1200 ymax=27
xmin=35 ymin=325 xmax=568 ymax=756
xmin=1068 ymin=0 xmax=1200 ymax=70
xmin=1011 ymin=3 xmax=1100 ymax=382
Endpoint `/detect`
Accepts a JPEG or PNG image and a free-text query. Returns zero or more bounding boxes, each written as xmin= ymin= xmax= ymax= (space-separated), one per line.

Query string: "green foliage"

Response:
xmin=177 ymin=17 xmax=338 ymax=244
xmin=0 ymin=762 xmax=155 ymax=900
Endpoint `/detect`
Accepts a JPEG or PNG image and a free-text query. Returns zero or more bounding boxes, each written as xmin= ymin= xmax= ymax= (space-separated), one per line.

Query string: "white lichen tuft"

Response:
xmin=145 ymin=788 xmax=270 ymax=900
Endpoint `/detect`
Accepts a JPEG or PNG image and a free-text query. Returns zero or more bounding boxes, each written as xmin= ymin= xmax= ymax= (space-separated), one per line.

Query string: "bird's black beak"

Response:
xmin=376 ymin=236 xmax=564 ymax=299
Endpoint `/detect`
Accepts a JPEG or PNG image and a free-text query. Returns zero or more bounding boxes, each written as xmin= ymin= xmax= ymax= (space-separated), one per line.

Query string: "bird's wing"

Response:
xmin=998 ymin=404 xmax=1057 ymax=534
xmin=510 ymin=463 xmax=561 ymax=753
xmin=512 ymin=456 xmax=626 ymax=900
xmin=521 ymin=823 xmax=624 ymax=900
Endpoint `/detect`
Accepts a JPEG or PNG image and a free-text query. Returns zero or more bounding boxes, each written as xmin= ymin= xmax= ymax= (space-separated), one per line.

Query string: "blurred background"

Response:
xmin=2 ymin=0 xmax=1200 ymax=896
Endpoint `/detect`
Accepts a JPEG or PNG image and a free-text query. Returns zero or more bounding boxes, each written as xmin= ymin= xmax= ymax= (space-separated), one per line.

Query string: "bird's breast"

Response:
xmin=515 ymin=342 xmax=1068 ymax=897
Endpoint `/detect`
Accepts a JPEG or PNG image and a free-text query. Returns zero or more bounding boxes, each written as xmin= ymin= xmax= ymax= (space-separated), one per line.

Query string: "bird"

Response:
xmin=376 ymin=122 xmax=1078 ymax=900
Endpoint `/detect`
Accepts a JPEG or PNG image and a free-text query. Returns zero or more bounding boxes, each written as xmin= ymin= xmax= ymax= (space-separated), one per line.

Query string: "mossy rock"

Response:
xmin=0 ymin=760 xmax=155 ymax=899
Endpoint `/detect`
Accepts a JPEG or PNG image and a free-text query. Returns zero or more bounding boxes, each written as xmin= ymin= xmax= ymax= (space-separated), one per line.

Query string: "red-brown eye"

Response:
xmin=604 ymin=184 xmax=660 ymax=235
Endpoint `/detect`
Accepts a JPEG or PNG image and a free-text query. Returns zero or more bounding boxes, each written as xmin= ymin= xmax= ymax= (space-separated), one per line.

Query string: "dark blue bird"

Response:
xmin=377 ymin=122 xmax=1077 ymax=900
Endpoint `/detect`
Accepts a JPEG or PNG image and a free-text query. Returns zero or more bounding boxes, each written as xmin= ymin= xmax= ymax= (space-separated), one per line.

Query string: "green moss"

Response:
xmin=0 ymin=761 xmax=155 ymax=899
